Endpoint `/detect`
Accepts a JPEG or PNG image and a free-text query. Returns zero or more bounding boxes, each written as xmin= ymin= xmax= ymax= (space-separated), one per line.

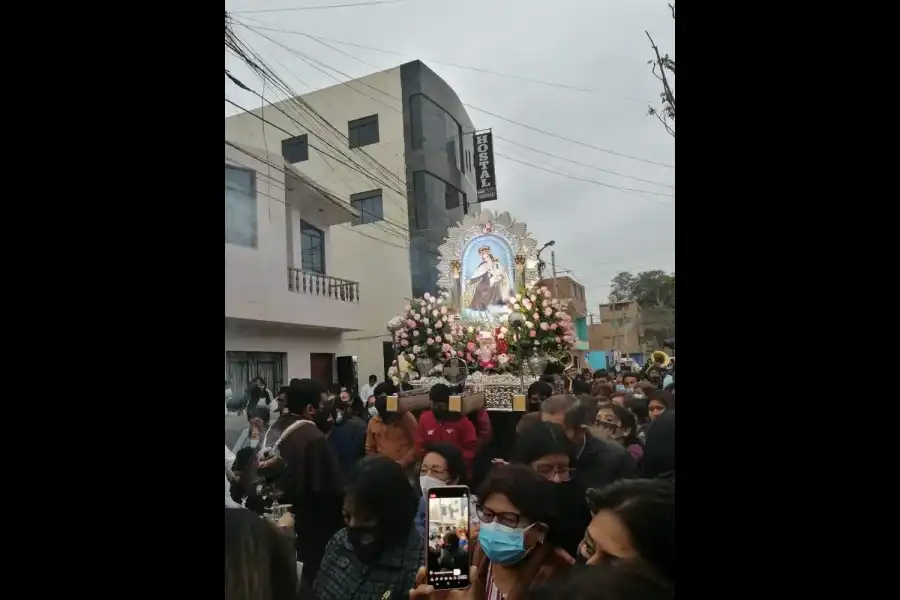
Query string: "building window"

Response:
xmin=410 ymin=94 xmax=462 ymax=172
xmin=351 ymin=189 xmax=384 ymax=225
xmin=413 ymin=171 xmax=465 ymax=221
xmin=348 ymin=114 xmax=379 ymax=148
xmin=225 ymin=165 xmax=257 ymax=248
xmin=281 ymin=134 xmax=309 ymax=163
xmin=300 ymin=220 xmax=325 ymax=274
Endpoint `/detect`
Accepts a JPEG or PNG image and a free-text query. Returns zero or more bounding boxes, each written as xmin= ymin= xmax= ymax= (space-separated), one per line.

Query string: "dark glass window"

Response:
xmin=225 ymin=165 xmax=257 ymax=248
xmin=300 ymin=220 xmax=325 ymax=274
xmin=348 ymin=114 xmax=379 ymax=148
xmin=410 ymin=94 xmax=462 ymax=172
xmin=282 ymin=135 xmax=309 ymax=163
xmin=351 ymin=189 xmax=384 ymax=225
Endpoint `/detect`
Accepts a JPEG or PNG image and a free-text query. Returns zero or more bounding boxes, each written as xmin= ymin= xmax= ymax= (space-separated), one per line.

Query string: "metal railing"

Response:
xmin=287 ymin=268 xmax=360 ymax=303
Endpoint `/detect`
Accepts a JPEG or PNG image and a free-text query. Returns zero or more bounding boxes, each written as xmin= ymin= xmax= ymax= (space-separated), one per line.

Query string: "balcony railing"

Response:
xmin=288 ymin=268 xmax=360 ymax=303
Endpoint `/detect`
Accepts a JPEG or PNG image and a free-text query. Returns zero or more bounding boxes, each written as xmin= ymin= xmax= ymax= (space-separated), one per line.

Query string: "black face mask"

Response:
xmin=314 ymin=409 xmax=334 ymax=434
xmin=432 ymin=409 xmax=460 ymax=422
xmin=347 ymin=525 xmax=382 ymax=563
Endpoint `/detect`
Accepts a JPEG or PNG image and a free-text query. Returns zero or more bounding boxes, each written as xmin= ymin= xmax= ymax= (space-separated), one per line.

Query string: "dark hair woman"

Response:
xmin=314 ymin=456 xmax=423 ymax=600
xmin=414 ymin=442 xmax=471 ymax=536
xmin=225 ymin=508 xmax=301 ymax=600
xmin=512 ymin=422 xmax=592 ymax=559
xmin=593 ymin=403 xmax=644 ymax=463
xmin=523 ymin=562 xmax=674 ymax=600
xmin=640 ymin=411 xmax=675 ymax=479
xmin=466 ymin=464 xmax=573 ymax=600
xmin=583 ymin=478 xmax=676 ymax=585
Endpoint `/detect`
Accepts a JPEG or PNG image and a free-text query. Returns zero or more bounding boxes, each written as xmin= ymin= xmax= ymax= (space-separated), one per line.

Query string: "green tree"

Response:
xmin=646 ymin=3 xmax=675 ymax=138
xmin=608 ymin=272 xmax=637 ymax=303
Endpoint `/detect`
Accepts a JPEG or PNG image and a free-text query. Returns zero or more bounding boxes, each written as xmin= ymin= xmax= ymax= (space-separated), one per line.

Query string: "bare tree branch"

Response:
xmin=645 ymin=3 xmax=675 ymax=138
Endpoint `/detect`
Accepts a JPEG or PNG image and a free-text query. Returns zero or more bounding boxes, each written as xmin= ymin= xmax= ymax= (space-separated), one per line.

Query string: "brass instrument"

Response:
xmin=650 ymin=350 xmax=671 ymax=368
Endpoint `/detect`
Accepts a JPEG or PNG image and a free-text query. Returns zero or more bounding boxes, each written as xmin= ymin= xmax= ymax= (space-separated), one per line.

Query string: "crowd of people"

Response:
xmin=224 ymin=367 xmax=675 ymax=600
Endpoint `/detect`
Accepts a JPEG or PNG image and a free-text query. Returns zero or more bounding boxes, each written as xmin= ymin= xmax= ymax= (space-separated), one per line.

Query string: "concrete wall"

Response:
xmin=225 ymin=319 xmax=342 ymax=380
xmin=225 ymin=68 xmax=411 ymax=385
xmin=224 ymin=142 xmax=364 ymax=331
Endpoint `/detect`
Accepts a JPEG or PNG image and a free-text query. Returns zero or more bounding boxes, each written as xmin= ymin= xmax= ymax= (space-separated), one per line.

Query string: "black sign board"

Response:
xmin=474 ymin=131 xmax=498 ymax=202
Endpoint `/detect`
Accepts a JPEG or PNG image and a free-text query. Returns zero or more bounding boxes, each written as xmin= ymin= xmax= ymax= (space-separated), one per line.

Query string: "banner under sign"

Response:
xmin=474 ymin=131 xmax=498 ymax=202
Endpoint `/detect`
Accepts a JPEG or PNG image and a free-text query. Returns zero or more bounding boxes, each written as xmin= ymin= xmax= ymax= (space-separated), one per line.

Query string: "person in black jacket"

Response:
xmin=328 ymin=389 xmax=368 ymax=475
xmin=539 ymin=394 xmax=636 ymax=490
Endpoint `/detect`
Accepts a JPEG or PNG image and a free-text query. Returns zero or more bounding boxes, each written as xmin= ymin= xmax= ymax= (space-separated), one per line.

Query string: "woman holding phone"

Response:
xmin=410 ymin=463 xmax=573 ymax=600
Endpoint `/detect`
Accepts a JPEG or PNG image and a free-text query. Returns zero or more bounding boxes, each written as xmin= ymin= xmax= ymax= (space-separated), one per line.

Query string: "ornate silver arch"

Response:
xmin=436 ymin=210 xmax=541 ymax=292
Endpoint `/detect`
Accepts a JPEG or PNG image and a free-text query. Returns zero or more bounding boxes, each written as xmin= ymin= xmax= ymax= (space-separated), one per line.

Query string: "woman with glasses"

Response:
xmin=580 ymin=479 xmax=675 ymax=585
xmin=592 ymin=403 xmax=644 ymax=462
xmin=511 ymin=422 xmax=592 ymax=559
xmin=469 ymin=464 xmax=573 ymax=599
xmin=413 ymin=443 xmax=480 ymax=537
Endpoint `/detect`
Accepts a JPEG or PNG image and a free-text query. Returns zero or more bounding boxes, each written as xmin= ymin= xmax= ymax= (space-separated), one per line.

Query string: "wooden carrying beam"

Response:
xmin=398 ymin=390 xmax=485 ymax=414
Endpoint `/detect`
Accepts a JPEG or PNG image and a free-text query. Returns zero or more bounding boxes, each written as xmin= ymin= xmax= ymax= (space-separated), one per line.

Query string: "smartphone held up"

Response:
xmin=425 ymin=485 xmax=471 ymax=590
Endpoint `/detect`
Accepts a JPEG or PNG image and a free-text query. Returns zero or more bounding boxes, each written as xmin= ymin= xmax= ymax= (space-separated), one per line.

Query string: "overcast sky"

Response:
xmin=225 ymin=0 xmax=675 ymax=315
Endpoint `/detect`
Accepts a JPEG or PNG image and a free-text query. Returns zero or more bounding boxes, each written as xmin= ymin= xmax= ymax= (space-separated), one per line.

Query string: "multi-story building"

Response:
xmin=587 ymin=301 xmax=645 ymax=369
xmin=225 ymin=61 xmax=479 ymax=392
xmin=537 ymin=276 xmax=591 ymax=370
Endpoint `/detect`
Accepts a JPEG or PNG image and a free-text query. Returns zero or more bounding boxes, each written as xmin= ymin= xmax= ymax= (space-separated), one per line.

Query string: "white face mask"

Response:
xmin=248 ymin=439 xmax=259 ymax=448
xmin=368 ymin=406 xmax=379 ymax=418
xmin=419 ymin=475 xmax=446 ymax=498
xmin=633 ymin=393 xmax=646 ymax=400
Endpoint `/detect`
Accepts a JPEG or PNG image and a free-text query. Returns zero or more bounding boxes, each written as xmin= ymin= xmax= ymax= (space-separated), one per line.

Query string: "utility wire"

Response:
xmin=226 ymin=146 xmax=410 ymax=250
xmin=225 ymin=98 xmax=412 ymax=237
xmin=238 ymin=22 xmax=651 ymax=102
xmin=231 ymin=1 xmax=410 ymax=14
xmin=243 ymin=23 xmax=673 ymax=189
xmin=235 ymin=22 xmax=675 ymax=199
xmin=227 ymin=27 xmax=406 ymax=191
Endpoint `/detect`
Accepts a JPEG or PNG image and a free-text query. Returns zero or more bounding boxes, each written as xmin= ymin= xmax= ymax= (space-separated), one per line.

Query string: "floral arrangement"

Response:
xmin=387 ymin=285 xmax=576 ymax=378
xmin=505 ymin=285 xmax=576 ymax=358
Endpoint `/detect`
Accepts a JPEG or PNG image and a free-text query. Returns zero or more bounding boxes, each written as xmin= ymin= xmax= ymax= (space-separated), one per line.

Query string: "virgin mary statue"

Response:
xmin=467 ymin=245 xmax=511 ymax=311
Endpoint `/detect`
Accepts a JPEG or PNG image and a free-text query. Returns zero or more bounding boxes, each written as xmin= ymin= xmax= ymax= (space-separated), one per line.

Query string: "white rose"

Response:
xmin=413 ymin=330 xmax=420 ymax=336
xmin=412 ymin=345 xmax=421 ymax=354
xmin=530 ymin=295 xmax=537 ymax=302
xmin=468 ymin=326 xmax=475 ymax=334
xmin=440 ymin=306 xmax=448 ymax=315
xmin=525 ymin=321 xmax=534 ymax=329
xmin=433 ymin=309 xmax=439 ymax=317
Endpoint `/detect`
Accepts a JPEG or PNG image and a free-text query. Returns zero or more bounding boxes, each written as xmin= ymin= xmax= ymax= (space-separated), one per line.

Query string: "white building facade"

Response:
xmin=225 ymin=61 xmax=479 ymax=394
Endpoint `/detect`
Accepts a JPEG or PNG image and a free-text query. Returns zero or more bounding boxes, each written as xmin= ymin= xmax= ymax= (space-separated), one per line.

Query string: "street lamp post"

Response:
xmin=536 ymin=240 xmax=555 ymax=279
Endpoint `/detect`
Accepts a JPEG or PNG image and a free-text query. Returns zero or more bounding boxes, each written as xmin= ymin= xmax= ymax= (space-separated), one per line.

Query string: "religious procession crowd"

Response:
xmin=224 ymin=368 xmax=676 ymax=600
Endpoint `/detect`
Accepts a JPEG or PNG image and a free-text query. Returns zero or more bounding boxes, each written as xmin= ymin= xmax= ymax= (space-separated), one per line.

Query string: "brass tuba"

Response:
xmin=650 ymin=350 xmax=671 ymax=368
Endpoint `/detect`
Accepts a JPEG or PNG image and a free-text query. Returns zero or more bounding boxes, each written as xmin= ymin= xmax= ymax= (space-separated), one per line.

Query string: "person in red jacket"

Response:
xmin=415 ymin=384 xmax=478 ymax=475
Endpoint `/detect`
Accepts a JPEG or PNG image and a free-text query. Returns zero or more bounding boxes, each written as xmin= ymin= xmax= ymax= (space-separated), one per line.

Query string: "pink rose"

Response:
xmin=433 ymin=309 xmax=439 ymax=317
xmin=540 ymin=322 xmax=550 ymax=331
xmin=442 ymin=343 xmax=451 ymax=352
xmin=555 ymin=335 xmax=561 ymax=343
xmin=435 ymin=321 xmax=443 ymax=329
xmin=440 ymin=306 xmax=448 ymax=315
xmin=400 ymin=339 xmax=409 ymax=347
xmin=401 ymin=331 xmax=409 ymax=338
xmin=534 ymin=313 xmax=540 ymax=320
xmin=563 ymin=335 xmax=574 ymax=343
xmin=529 ymin=330 xmax=537 ymax=338
xmin=466 ymin=352 xmax=474 ymax=362
xmin=407 ymin=319 xmax=416 ymax=328
xmin=550 ymin=323 xmax=558 ymax=330
xmin=435 ymin=336 xmax=442 ymax=343
xmin=467 ymin=341 xmax=476 ymax=351
xmin=544 ymin=307 xmax=553 ymax=316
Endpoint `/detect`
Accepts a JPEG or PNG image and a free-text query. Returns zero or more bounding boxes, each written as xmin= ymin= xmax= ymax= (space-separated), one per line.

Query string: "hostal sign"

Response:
xmin=474 ymin=131 xmax=498 ymax=202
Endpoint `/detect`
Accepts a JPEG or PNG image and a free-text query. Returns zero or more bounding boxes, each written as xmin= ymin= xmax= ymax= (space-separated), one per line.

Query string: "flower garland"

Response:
xmin=386 ymin=285 xmax=576 ymax=378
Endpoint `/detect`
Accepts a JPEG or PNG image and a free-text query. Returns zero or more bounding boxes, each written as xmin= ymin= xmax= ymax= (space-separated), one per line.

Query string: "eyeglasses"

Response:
xmin=534 ymin=465 xmax=575 ymax=481
xmin=594 ymin=420 xmax=619 ymax=431
xmin=419 ymin=465 xmax=449 ymax=477
xmin=476 ymin=505 xmax=524 ymax=528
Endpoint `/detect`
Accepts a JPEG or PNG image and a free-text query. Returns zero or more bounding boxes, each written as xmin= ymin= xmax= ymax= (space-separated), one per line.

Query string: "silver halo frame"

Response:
xmin=436 ymin=210 xmax=540 ymax=293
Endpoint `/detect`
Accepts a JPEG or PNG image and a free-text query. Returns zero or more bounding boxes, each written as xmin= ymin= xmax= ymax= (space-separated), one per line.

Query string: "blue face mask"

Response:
xmin=478 ymin=521 xmax=534 ymax=565
xmin=615 ymin=384 xmax=626 ymax=392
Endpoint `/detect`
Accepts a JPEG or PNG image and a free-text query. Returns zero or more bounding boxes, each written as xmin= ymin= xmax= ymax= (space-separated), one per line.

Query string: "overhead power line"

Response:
xmin=231 ymin=1 xmax=410 ymax=14
xmin=233 ymin=22 xmax=675 ymax=199
xmin=236 ymin=22 xmax=649 ymax=101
